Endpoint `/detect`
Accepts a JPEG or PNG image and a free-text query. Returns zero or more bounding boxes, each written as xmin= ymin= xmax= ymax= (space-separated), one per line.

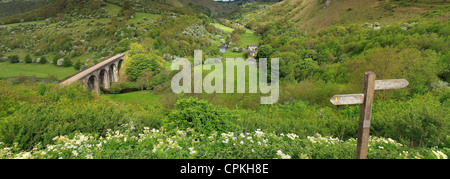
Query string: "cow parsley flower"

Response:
xmin=189 ymin=147 xmax=197 ymax=155
xmin=72 ymin=150 xmax=79 ymax=157
xmin=276 ymin=150 xmax=291 ymax=159
xmin=432 ymin=150 xmax=448 ymax=159
xmin=287 ymin=133 xmax=298 ymax=140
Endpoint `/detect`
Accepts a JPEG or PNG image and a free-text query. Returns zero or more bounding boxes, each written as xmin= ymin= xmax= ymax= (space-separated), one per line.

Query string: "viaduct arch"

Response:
xmin=60 ymin=53 xmax=125 ymax=92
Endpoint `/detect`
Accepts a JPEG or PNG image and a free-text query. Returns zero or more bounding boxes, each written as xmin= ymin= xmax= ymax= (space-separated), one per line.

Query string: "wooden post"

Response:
xmin=330 ymin=72 xmax=408 ymax=159
xmin=355 ymin=72 xmax=376 ymax=159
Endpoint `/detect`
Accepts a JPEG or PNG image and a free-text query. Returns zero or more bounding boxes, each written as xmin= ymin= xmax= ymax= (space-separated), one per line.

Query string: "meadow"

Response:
xmin=0 ymin=62 xmax=78 ymax=80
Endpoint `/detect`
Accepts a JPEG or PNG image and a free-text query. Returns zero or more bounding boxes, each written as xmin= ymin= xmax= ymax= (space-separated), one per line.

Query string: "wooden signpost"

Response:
xmin=330 ymin=72 xmax=409 ymax=159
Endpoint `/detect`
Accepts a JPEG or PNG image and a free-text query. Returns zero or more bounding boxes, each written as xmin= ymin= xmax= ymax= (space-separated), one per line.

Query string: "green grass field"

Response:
xmin=212 ymin=23 xmax=234 ymax=33
xmin=0 ymin=62 xmax=78 ymax=80
xmin=211 ymin=23 xmax=260 ymax=48
xmin=211 ymin=23 xmax=260 ymax=58
xmin=239 ymin=29 xmax=260 ymax=48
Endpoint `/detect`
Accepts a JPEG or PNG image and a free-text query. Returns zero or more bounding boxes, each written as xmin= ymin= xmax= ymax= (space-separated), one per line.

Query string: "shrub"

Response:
xmin=371 ymin=92 xmax=449 ymax=147
xmin=163 ymin=98 xmax=238 ymax=136
xmin=113 ymin=39 xmax=131 ymax=54
xmin=24 ymin=54 xmax=32 ymax=63
xmin=52 ymin=56 xmax=58 ymax=65
xmin=125 ymin=51 xmax=163 ymax=81
xmin=73 ymin=60 xmax=83 ymax=70
xmin=8 ymin=55 xmax=19 ymax=63
xmin=39 ymin=56 xmax=47 ymax=64
xmin=0 ymin=82 xmax=163 ymax=150
xmin=62 ymin=57 xmax=72 ymax=67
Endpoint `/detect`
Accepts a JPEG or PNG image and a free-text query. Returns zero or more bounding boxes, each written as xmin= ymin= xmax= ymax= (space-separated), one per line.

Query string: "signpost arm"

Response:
xmin=356 ymin=72 xmax=376 ymax=159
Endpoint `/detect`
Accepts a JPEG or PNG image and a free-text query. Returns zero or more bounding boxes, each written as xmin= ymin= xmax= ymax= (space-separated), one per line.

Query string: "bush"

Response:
xmin=371 ymin=92 xmax=449 ymax=147
xmin=163 ymin=98 xmax=238 ymax=136
xmin=62 ymin=57 xmax=72 ymax=67
xmin=73 ymin=60 xmax=83 ymax=70
xmin=8 ymin=55 xmax=19 ymax=63
xmin=24 ymin=54 xmax=32 ymax=63
xmin=0 ymin=82 xmax=163 ymax=150
xmin=52 ymin=56 xmax=58 ymax=65
xmin=113 ymin=39 xmax=131 ymax=54
xmin=39 ymin=56 xmax=47 ymax=64
xmin=125 ymin=52 xmax=161 ymax=81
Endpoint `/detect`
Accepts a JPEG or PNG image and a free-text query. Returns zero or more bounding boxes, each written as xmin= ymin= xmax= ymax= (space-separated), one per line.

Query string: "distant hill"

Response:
xmin=0 ymin=0 xmax=56 ymax=18
xmin=0 ymin=0 xmax=186 ymax=25
xmin=243 ymin=0 xmax=450 ymax=33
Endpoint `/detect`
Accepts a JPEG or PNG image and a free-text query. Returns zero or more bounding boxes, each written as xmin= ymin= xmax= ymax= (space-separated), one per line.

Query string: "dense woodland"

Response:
xmin=0 ymin=0 xmax=448 ymax=159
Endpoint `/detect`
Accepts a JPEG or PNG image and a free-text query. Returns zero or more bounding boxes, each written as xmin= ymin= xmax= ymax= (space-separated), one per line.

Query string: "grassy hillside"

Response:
xmin=0 ymin=2 xmax=164 ymax=79
xmin=0 ymin=62 xmax=78 ymax=80
xmin=243 ymin=0 xmax=450 ymax=33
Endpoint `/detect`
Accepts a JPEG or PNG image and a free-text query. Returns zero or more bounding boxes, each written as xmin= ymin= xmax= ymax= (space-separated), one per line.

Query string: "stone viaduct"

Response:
xmin=60 ymin=53 xmax=125 ymax=92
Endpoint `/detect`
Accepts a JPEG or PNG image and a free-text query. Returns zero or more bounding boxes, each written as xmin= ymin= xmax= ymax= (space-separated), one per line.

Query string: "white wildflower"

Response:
xmin=72 ymin=150 xmax=79 ymax=157
xmin=189 ymin=147 xmax=197 ymax=155
xmin=287 ymin=133 xmax=299 ymax=140
xmin=177 ymin=130 xmax=186 ymax=136
xmin=222 ymin=139 xmax=229 ymax=144
xmin=254 ymin=129 xmax=264 ymax=138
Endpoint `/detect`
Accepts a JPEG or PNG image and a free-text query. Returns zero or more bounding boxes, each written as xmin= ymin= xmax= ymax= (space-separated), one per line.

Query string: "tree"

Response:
xmin=39 ymin=56 xmax=47 ymax=64
xmin=24 ymin=54 xmax=32 ymax=63
xmin=125 ymin=43 xmax=164 ymax=81
xmin=256 ymin=45 xmax=274 ymax=59
xmin=126 ymin=53 xmax=157 ymax=81
xmin=52 ymin=56 xmax=59 ymax=65
xmin=62 ymin=57 xmax=72 ymax=67
xmin=230 ymin=33 xmax=242 ymax=45
xmin=120 ymin=0 xmax=135 ymax=18
xmin=114 ymin=39 xmax=131 ymax=54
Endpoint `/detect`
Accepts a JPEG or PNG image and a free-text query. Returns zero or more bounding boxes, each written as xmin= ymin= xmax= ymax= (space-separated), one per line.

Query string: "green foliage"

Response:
xmin=113 ymin=39 xmax=132 ymax=54
xmin=8 ymin=55 xmax=19 ymax=64
xmin=62 ymin=57 xmax=72 ymax=67
xmin=0 ymin=81 xmax=164 ymax=150
xmin=1 ymin=127 xmax=446 ymax=159
xmin=73 ymin=60 xmax=83 ymax=70
xmin=126 ymin=53 xmax=157 ymax=81
xmin=24 ymin=54 xmax=32 ymax=64
xmin=52 ymin=56 xmax=59 ymax=65
xmin=39 ymin=56 xmax=47 ymax=64
xmin=0 ymin=0 xmax=107 ymax=24
xmin=163 ymin=98 xmax=238 ymax=136
xmin=371 ymin=91 xmax=450 ymax=147
xmin=255 ymin=44 xmax=274 ymax=59
xmin=125 ymin=43 xmax=164 ymax=81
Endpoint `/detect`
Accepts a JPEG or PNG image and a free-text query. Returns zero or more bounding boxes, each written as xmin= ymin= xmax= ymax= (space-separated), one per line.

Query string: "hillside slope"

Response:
xmin=244 ymin=0 xmax=450 ymax=33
